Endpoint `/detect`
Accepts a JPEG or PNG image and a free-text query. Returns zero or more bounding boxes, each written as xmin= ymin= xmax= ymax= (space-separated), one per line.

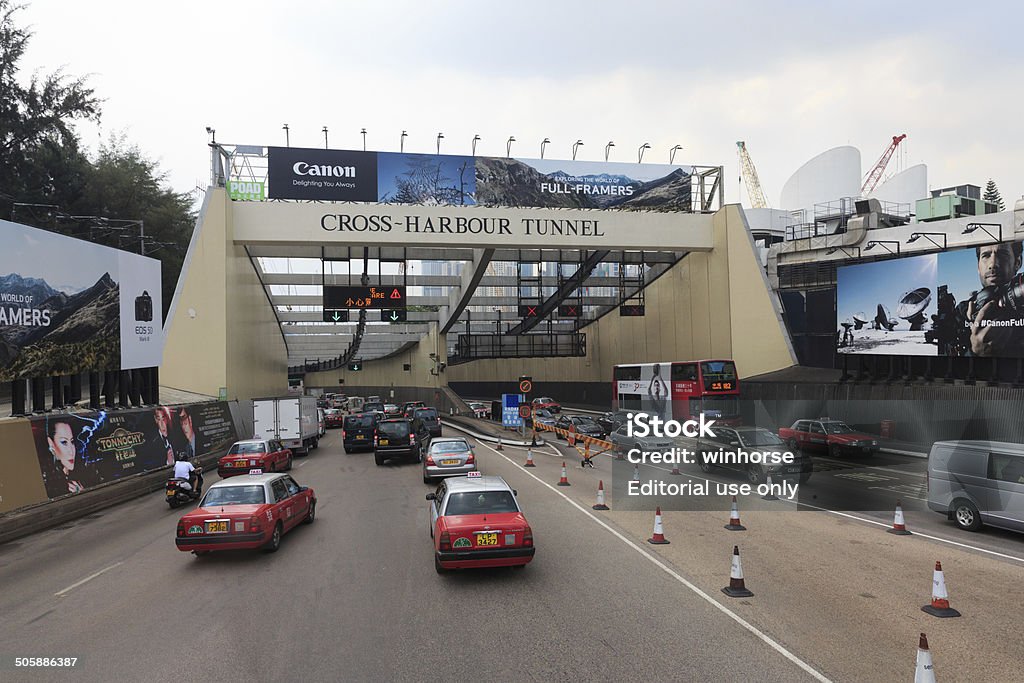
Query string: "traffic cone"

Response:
xmin=724 ymin=496 xmax=746 ymax=531
xmin=670 ymin=458 xmax=682 ymax=476
xmin=914 ymin=633 xmax=936 ymax=683
xmin=592 ymin=480 xmax=610 ymax=510
xmin=523 ymin=448 xmax=536 ymax=468
xmin=647 ymin=506 xmax=670 ymax=544
xmin=721 ymin=545 xmax=754 ymax=597
xmin=888 ymin=500 xmax=912 ymax=535
xmin=496 ymin=436 xmax=503 ymax=451
xmin=761 ymin=474 xmax=780 ymax=501
xmin=557 ymin=461 xmax=571 ymax=486
xmin=922 ymin=561 xmax=961 ymax=618
xmin=633 ymin=463 xmax=641 ymax=484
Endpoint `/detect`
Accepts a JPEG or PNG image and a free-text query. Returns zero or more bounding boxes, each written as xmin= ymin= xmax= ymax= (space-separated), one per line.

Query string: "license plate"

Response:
xmin=476 ymin=532 xmax=498 ymax=546
xmin=206 ymin=521 xmax=228 ymax=533
xmin=786 ymin=466 xmax=800 ymax=473
xmin=166 ymin=490 xmax=174 ymax=496
xmin=441 ymin=459 xmax=460 ymax=466
xmin=234 ymin=460 xmax=247 ymax=467
xmin=379 ymin=439 xmax=389 ymax=446
xmin=355 ymin=435 xmax=365 ymax=440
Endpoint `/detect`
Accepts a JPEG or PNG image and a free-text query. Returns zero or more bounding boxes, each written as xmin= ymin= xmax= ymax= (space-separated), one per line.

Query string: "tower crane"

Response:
xmin=861 ymin=134 xmax=907 ymax=196
xmin=736 ymin=141 xmax=770 ymax=208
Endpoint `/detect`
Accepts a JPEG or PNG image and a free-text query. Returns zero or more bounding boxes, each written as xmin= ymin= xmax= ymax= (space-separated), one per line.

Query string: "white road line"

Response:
xmin=480 ymin=442 xmax=832 ymax=683
xmin=816 ymin=456 xmax=923 ymax=477
xmin=54 ymin=562 xmax=124 ymax=597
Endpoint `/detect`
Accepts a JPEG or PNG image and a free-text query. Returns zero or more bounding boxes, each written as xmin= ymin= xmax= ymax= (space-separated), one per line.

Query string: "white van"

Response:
xmin=927 ymin=440 xmax=1024 ymax=533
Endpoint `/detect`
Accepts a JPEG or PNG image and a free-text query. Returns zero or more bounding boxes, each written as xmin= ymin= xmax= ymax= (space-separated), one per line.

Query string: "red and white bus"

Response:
xmin=612 ymin=359 xmax=741 ymax=424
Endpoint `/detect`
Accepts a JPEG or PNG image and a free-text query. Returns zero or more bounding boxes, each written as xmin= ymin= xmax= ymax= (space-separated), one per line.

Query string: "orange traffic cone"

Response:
xmin=887 ymin=500 xmax=912 ymax=535
xmin=592 ymin=480 xmax=610 ymax=510
xmin=557 ymin=461 xmax=571 ymax=486
xmin=496 ymin=436 xmax=503 ymax=451
xmin=721 ymin=545 xmax=754 ymax=597
xmin=647 ymin=506 xmax=670 ymax=544
xmin=524 ymin=449 xmax=536 ymax=468
xmin=761 ymin=474 xmax=780 ymax=501
xmin=914 ymin=633 xmax=937 ymax=683
xmin=724 ymin=496 xmax=746 ymax=531
xmin=922 ymin=561 xmax=961 ymax=618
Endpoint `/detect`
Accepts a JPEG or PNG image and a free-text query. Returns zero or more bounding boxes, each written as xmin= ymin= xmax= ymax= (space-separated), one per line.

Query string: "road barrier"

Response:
xmin=725 ymin=496 xmax=746 ymax=531
xmin=888 ymin=500 xmax=912 ymax=536
xmin=647 ymin=506 xmax=670 ymax=544
xmin=533 ymin=420 xmax=614 ymax=466
xmin=722 ymin=545 xmax=754 ymax=597
xmin=922 ymin=561 xmax=961 ymax=618
xmin=593 ymin=480 xmax=609 ymax=511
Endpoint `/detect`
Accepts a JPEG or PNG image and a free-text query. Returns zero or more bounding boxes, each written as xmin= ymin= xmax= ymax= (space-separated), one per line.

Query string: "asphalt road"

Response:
xmin=0 ymin=429 xmax=821 ymax=683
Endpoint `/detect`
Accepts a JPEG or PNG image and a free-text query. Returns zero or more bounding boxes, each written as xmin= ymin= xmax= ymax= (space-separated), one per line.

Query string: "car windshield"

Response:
xmin=414 ymin=408 xmax=438 ymax=420
xmin=229 ymin=443 xmax=266 ymax=455
xmin=824 ymin=423 xmax=856 ymax=434
xmin=201 ymin=485 xmax=266 ymax=506
xmin=738 ymin=430 xmax=784 ymax=447
xmin=444 ymin=491 xmax=518 ymax=515
xmin=430 ymin=440 xmax=470 ymax=453
xmin=536 ymin=397 xmax=555 ymax=403
xmin=345 ymin=415 xmax=374 ymax=428
xmin=378 ymin=421 xmax=410 ymax=437
xmin=576 ymin=418 xmax=600 ymax=427
xmin=364 ymin=403 xmax=385 ymax=412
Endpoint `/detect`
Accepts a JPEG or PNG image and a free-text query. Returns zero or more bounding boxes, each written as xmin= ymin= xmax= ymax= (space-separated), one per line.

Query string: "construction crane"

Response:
xmin=861 ymin=134 xmax=907 ymax=196
xmin=736 ymin=141 xmax=770 ymax=208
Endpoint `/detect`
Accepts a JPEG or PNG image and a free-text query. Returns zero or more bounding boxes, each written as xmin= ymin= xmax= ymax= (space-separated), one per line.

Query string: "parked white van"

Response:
xmin=927 ymin=440 xmax=1024 ymax=533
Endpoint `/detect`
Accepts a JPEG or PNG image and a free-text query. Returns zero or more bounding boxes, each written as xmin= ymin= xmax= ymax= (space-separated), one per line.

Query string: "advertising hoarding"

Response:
xmin=0 ymin=220 xmax=163 ymax=380
xmin=836 ymin=241 xmax=1024 ymax=358
xmin=267 ymin=146 xmax=693 ymax=213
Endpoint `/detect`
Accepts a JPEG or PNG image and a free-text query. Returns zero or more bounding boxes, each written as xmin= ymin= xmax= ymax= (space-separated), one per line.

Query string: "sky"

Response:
xmin=14 ymin=1 xmax=1024 ymax=208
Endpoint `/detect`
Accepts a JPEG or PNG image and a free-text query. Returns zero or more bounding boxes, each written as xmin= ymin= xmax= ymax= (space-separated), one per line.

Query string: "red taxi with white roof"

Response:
xmin=175 ymin=473 xmax=315 ymax=554
xmin=426 ymin=473 xmax=534 ymax=573
xmin=217 ymin=439 xmax=292 ymax=478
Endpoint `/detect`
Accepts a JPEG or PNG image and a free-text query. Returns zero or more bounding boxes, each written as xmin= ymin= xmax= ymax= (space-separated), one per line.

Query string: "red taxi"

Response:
xmin=175 ymin=473 xmax=315 ymax=554
xmin=324 ymin=409 xmax=345 ymax=429
xmin=217 ymin=439 xmax=292 ymax=478
xmin=531 ymin=396 xmax=561 ymax=413
xmin=778 ymin=418 xmax=879 ymax=457
xmin=426 ymin=474 xmax=534 ymax=573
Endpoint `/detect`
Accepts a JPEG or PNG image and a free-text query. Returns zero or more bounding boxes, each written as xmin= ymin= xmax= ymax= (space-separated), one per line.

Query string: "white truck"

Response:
xmin=253 ymin=396 xmax=320 ymax=455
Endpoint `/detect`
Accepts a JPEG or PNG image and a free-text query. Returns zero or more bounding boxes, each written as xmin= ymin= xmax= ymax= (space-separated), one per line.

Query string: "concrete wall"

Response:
xmin=162 ymin=188 xmax=288 ymax=400
xmin=446 ymin=204 xmax=796 ymax=387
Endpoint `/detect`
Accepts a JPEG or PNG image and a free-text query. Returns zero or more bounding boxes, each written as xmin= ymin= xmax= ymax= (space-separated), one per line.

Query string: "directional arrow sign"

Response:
xmin=322 ymin=309 xmax=350 ymax=323
xmin=381 ymin=309 xmax=407 ymax=323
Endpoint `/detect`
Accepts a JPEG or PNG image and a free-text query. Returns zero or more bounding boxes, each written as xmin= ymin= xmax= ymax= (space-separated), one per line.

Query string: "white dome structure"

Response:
xmin=869 ymin=163 xmax=927 ymax=208
xmin=780 ymin=146 xmax=861 ymax=219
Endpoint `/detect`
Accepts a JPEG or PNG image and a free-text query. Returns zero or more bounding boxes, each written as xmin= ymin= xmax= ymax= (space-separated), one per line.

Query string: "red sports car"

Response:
xmin=427 ymin=474 xmax=534 ymax=573
xmin=175 ymin=473 xmax=315 ymax=554
xmin=217 ymin=439 xmax=292 ymax=477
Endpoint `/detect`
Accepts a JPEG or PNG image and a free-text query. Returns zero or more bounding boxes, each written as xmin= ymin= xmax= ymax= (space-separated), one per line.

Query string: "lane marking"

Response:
xmin=479 ymin=441 xmax=832 ymax=683
xmin=815 ymin=456 xmax=923 ymax=477
xmin=55 ymin=562 xmax=124 ymax=597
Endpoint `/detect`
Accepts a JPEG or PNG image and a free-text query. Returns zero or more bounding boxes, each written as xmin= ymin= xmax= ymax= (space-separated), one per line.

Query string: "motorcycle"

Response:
xmin=166 ymin=468 xmax=204 ymax=508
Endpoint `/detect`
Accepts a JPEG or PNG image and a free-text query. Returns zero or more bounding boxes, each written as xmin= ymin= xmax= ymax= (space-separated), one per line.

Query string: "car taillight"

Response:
xmin=248 ymin=515 xmax=262 ymax=533
xmin=523 ymin=526 xmax=533 ymax=547
xmin=466 ymin=452 xmax=475 ymax=464
xmin=439 ymin=530 xmax=451 ymax=551
xmin=425 ymin=455 xmax=435 ymax=465
xmin=410 ymin=434 xmax=416 ymax=445
xmin=342 ymin=430 xmax=347 ymax=439
xmin=176 ymin=521 xmax=185 ymax=537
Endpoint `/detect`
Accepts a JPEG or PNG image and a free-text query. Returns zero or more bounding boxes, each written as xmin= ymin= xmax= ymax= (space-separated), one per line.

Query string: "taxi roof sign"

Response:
xmin=467 ymin=471 xmax=482 ymax=478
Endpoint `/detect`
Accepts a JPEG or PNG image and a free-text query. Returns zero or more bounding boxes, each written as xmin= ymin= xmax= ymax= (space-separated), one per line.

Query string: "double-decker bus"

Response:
xmin=612 ymin=359 xmax=741 ymax=424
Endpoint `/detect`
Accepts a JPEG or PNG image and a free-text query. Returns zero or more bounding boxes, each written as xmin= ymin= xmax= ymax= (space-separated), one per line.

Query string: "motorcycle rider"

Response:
xmin=172 ymin=453 xmax=203 ymax=497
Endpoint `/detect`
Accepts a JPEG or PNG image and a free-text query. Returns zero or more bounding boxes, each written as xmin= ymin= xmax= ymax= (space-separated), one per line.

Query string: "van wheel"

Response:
xmin=952 ymin=499 xmax=982 ymax=531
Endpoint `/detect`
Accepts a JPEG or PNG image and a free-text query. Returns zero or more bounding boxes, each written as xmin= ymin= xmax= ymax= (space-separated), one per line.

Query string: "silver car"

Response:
xmin=423 ymin=437 xmax=477 ymax=484
xmin=608 ymin=425 xmax=675 ymax=458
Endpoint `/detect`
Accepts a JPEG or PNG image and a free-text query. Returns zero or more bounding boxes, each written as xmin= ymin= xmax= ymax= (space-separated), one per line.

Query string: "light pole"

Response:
xmin=361 ymin=128 xmax=367 ymax=151
xmin=400 ymin=130 xmax=407 ymax=153
xmin=472 ymin=134 xmax=481 ymax=156
xmin=436 ymin=132 xmax=444 ymax=155
xmin=572 ymin=139 xmax=584 ymax=160
xmin=669 ymin=145 xmax=682 ymax=164
xmin=541 ymin=137 xmax=550 ymax=159
xmin=506 ymin=136 xmax=516 ymax=158
xmin=282 ymin=124 xmax=290 ymax=147
xmin=322 ymin=126 xmax=329 ymax=149
xmin=637 ymin=142 xmax=651 ymax=163
xmin=604 ymin=141 xmax=615 ymax=162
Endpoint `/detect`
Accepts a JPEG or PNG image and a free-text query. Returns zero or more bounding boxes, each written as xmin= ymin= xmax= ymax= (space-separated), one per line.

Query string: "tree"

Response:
xmin=983 ymin=179 xmax=1005 ymax=211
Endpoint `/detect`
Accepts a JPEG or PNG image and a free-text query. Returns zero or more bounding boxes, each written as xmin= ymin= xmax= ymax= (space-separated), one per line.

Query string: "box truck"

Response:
xmin=253 ymin=396 xmax=320 ymax=455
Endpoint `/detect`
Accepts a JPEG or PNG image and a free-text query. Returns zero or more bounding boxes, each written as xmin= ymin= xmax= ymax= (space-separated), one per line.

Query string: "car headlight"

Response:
xmin=872 ymin=440 xmax=878 ymax=446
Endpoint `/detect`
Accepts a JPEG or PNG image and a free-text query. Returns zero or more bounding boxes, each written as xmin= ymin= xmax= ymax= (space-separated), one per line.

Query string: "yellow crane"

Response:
xmin=736 ymin=141 xmax=770 ymax=208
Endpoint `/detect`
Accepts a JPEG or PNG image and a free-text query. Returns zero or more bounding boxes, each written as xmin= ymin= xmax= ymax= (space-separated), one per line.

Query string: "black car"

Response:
xmin=554 ymin=415 xmax=607 ymax=440
xmin=374 ymin=418 xmax=431 ymax=466
xmin=343 ymin=413 xmax=377 ymax=453
xmin=696 ymin=426 xmax=812 ymax=485
xmin=596 ymin=410 xmax=633 ymax=434
xmin=413 ymin=407 xmax=442 ymax=438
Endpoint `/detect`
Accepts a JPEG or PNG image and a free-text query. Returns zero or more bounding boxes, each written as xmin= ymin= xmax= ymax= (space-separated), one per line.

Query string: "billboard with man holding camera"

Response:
xmin=0 ymin=219 xmax=162 ymax=380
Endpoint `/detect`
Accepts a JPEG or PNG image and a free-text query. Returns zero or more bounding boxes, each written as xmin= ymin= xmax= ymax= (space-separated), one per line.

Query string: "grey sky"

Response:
xmin=17 ymin=0 xmax=1024 ymax=208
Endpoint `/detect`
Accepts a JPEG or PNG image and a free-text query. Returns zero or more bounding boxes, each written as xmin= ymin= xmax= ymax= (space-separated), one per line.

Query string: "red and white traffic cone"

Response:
xmin=761 ymin=474 xmax=780 ymax=501
xmin=914 ymin=633 xmax=937 ymax=683
xmin=557 ymin=461 xmax=571 ymax=486
xmin=670 ymin=458 xmax=681 ymax=476
xmin=633 ymin=463 xmax=641 ymax=484
xmin=592 ymin=480 xmax=610 ymax=510
xmin=496 ymin=436 xmax=503 ymax=451
xmin=724 ymin=495 xmax=746 ymax=531
xmin=922 ymin=561 xmax=961 ymax=618
xmin=888 ymin=499 xmax=912 ymax=535
xmin=647 ymin=506 xmax=670 ymax=544
xmin=524 ymin=448 xmax=536 ymax=468
xmin=721 ymin=545 xmax=754 ymax=597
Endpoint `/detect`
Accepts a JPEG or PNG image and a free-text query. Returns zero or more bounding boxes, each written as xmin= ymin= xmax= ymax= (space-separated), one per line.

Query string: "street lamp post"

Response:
xmin=436 ymin=132 xmax=444 ymax=155
xmin=361 ymin=128 xmax=367 ymax=151
xmin=400 ymin=130 xmax=407 ymax=153
xmin=506 ymin=136 xmax=516 ymax=158
xmin=604 ymin=141 xmax=615 ymax=162
xmin=669 ymin=145 xmax=682 ymax=164
xmin=472 ymin=134 xmax=481 ymax=156
xmin=572 ymin=139 xmax=584 ymax=160
xmin=282 ymin=124 xmax=290 ymax=147
xmin=637 ymin=142 xmax=651 ymax=163
xmin=322 ymin=126 xmax=329 ymax=149
xmin=541 ymin=137 xmax=550 ymax=159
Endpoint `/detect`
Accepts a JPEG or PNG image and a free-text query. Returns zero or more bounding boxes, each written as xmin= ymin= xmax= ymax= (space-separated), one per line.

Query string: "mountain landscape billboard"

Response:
xmin=0 ymin=220 xmax=163 ymax=381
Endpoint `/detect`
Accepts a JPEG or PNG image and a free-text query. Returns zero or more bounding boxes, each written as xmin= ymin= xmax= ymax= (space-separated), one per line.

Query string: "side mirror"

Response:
xmin=513 ymin=489 xmax=518 ymax=496
xmin=298 ymin=485 xmax=308 ymax=492
xmin=425 ymin=493 xmax=436 ymax=501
